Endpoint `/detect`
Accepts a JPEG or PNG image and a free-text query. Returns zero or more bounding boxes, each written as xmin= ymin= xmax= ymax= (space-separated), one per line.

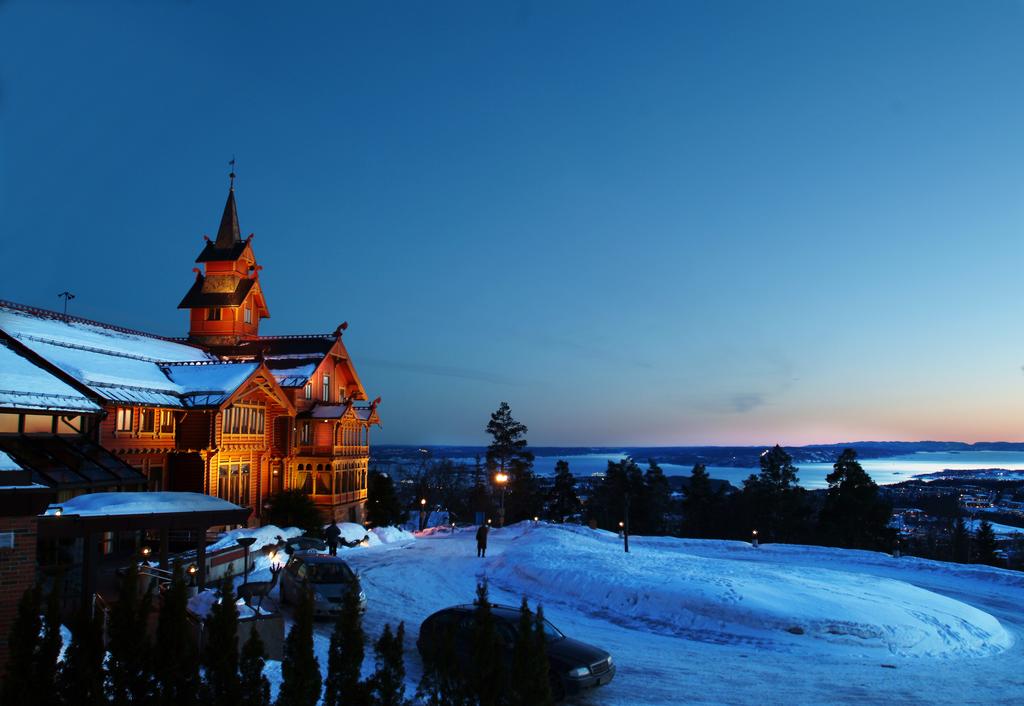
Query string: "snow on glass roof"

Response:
xmin=44 ymin=491 xmax=243 ymax=517
xmin=0 ymin=338 xmax=101 ymax=412
xmin=0 ymin=450 xmax=25 ymax=471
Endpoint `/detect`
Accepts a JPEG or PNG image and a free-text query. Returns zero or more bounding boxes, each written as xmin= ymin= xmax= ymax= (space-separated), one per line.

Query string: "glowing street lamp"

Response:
xmin=751 ymin=529 xmax=759 ymax=548
xmin=494 ymin=472 xmax=509 ymax=527
xmin=419 ymin=497 xmax=428 ymax=531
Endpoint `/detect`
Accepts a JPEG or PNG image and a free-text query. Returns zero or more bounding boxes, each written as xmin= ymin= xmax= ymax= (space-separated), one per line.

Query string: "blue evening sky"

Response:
xmin=2 ymin=1 xmax=1023 ymax=446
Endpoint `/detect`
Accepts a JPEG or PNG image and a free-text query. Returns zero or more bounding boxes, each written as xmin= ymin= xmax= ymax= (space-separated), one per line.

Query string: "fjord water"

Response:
xmin=528 ymin=450 xmax=1024 ymax=489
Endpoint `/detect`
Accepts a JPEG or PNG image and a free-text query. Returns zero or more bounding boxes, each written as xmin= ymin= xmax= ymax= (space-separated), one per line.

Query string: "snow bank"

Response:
xmin=188 ymin=589 xmax=273 ymax=619
xmin=371 ymin=526 xmax=415 ymax=544
xmin=323 ymin=521 xmax=379 ymax=547
xmin=207 ymin=524 xmax=303 ymax=553
xmin=486 ymin=524 xmax=1012 ymax=658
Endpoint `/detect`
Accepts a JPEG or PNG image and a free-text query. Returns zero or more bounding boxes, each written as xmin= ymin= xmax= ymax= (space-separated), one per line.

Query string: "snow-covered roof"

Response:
xmin=0 ymin=302 xmax=267 ymax=409
xmin=160 ymin=361 xmax=260 ymax=407
xmin=0 ymin=338 xmax=101 ymax=412
xmin=44 ymin=491 xmax=243 ymax=517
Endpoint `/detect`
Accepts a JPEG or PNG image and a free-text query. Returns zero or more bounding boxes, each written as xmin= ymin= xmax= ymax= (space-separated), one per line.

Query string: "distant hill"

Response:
xmin=372 ymin=441 xmax=1024 ymax=471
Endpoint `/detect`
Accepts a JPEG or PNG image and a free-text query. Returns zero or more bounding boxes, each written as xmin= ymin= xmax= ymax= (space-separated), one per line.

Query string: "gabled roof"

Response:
xmin=177 ymin=274 xmax=256 ymax=309
xmin=0 ymin=336 xmax=101 ymax=413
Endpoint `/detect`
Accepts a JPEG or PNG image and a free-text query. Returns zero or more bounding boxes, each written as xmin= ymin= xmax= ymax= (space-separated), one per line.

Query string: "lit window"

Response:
xmin=301 ymin=422 xmax=311 ymax=444
xmin=322 ymin=374 xmax=330 ymax=401
xmin=159 ymin=410 xmax=175 ymax=434
xmin=221 ymin=406 xmax=265 ymax=435
xmin=116 ymin=407 xmax=133 ymax=432
xmin=304 ymin=383 xmax=312 ymax=400
xmin=140 ymin=409 xmax=155 ymax=433
xmin=244 ymin=307 xmax=252 ymax=324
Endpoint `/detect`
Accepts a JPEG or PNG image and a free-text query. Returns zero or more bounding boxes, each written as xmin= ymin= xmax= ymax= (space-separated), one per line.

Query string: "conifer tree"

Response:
xmin=36 ymin=580 xmax=63 ymax=706
xmin=741 ymin=445 xmax=810 ymax=543
xmin=324 ymin=583 xmax=368 ymax=706
xmin=57 ymin=604 xmax=106 ymax=706
xmin=201 ymin=578 xmax=241 ymax=706
xmin=470 ymin=582 xmax=503 ymax=706
xmin=485 ymin=402 xmax=538 ymax=523
xmin=530 ymin=605 xmax=554 ymax=706
xmin=951 ymin=517 xmax=971 ymax=563
xmin=681 ymin=463 xmax=722 ymax=538
xmin=640 ymin=461 xmax=672 ymax=535
xmin=415 ymin=619 xmax=468 ymax=706
xmin=975 ymin=519 xmax=1000 ymax=566
xmin=240 ymin=626 xmax=272 ymax=706
xmin=155 ymin=563 xmax=200 ymax=706
xmin=818 ymin=448 xmax=893 ymax=550
xmin=509 ymin=597 xmax=534 ymax=706
xmin=276 ymin=585 xmax=321 ymax=706
xmin=0 ymin=584 xmax=42 ymax=706
xmin=106 ymin=562 xmax=156 ymax=706
xmin=368 ymin=623 xmax=408 ymax=706
xmin=549 ymin=460 xmax=581 ymax=523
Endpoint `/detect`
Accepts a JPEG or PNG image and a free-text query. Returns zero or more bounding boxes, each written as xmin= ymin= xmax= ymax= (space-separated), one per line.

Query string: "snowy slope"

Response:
xmin=243 ymin=523 xmax=1024 ymax=705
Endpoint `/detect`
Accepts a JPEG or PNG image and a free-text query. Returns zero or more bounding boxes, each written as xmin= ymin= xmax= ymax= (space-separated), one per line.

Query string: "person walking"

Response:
xmin=325 ymin=522 xmax=341 ymax=556
xmin=476 ymin=523 xmax=489 ymax=558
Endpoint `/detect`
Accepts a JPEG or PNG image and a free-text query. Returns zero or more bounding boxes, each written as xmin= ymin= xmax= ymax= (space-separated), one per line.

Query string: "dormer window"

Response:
xmin=301 ymin=422 xmax=311 ymax=444
xmin=206 ymin=308 xmax=222 ymax=321
xmin=304 ymin=383 xmax=312 ymax=400
xmin=322 ymin=374 xmax=330 ymax=401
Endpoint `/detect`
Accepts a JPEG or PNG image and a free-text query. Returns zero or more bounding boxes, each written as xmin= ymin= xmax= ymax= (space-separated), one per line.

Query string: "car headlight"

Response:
xmin=358 ymin=591 xmax=366 ymax=602
xmin=606 ymin=655 xmax=614 ymax=667
xmin=567 ymin=666 xmax=591 ymax=678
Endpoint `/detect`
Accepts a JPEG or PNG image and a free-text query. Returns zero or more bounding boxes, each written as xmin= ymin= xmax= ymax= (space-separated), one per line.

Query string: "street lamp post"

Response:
xmin=494 ymin=472 xmax=508 ymax=527
xmin=751 ymin=529 xmax=759 ymax=548
xmin=237 ymin=537 xmax=257 ymax=585
xmin=419 ymin=497 xmax=427 ymax=531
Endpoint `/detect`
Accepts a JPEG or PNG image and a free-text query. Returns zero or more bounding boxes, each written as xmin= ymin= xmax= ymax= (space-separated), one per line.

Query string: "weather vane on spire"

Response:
xmin=228 ymin=156 xmax=236 ymax=189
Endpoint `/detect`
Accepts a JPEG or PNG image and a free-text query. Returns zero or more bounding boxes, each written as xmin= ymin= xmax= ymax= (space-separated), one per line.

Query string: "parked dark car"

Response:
xmin=417 ymin=604 xmax=615 ymax=700
xmin=279 ymin=552 xmax=366 ymax=616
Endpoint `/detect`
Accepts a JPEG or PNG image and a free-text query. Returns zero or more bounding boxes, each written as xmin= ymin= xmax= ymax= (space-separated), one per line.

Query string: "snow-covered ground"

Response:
xmin=243 ymin=522 xmax=1024 ymax=704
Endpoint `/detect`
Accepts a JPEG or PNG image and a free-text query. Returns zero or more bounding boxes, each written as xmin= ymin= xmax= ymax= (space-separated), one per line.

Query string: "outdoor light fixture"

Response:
xmin=494 ymin=472 xmax=508 ymax=484
xmin=187 ymin=564 xmax=197 ymax=575
xmin=420 ymin=498 xmax=426 ymax=506
xmin=140 ymin=546 xmax=152 ymax=557
xmin=752 ymin=529 xmax=759 ymax=548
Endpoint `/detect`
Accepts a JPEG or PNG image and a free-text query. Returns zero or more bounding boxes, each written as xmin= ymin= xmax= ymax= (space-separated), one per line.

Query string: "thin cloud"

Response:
xmin=359 ymin=357 xmax=522 ymax=386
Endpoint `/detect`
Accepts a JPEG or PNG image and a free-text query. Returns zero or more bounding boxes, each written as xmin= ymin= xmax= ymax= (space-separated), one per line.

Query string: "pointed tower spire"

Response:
xmin=215 ymin=158 xmax=241 ymax=249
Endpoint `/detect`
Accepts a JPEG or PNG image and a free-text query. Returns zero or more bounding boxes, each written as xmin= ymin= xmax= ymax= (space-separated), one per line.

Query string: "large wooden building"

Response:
xmin=0 ymin=180 xmax=380 ymax=525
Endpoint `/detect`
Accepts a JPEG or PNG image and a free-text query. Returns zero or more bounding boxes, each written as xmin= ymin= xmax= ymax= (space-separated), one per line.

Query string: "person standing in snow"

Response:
xmin=325 ymin=522 xmax=341 ymax=556
xmin=476 ymin=523 xmax=489 ymax=558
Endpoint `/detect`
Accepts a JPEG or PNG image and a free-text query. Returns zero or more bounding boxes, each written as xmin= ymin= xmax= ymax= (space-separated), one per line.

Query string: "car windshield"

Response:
xmin=305 ymin=562 xmax=354 ymax=584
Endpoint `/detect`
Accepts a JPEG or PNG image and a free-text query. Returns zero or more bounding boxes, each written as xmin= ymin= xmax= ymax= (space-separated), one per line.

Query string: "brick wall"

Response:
xmin=0 ymin=515 xmax=37 ymax=675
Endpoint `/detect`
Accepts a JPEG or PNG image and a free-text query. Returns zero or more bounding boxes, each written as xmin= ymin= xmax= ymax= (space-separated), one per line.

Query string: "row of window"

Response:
xmin=294 ymin=465 xmax=368 ymax=496
xmin=297 ymin=422 xmax=368 ymax=447
xmin=303 ymin=373 xmax=348 ymax=404
xmin=0 ymin=413 xmax=85 ymax=435
xmin=115 ymin=407 xmax=175 ymax=434
xmin=221 ymin=405 xmax=266 ymax=436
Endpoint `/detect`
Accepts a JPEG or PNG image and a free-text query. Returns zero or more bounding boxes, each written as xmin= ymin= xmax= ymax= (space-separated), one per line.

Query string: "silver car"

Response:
xmin=280 ymin=552 xmax=367 ymax=617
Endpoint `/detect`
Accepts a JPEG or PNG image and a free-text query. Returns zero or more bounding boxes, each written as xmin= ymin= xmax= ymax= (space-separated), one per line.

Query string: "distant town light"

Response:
xmin=420 ymin=498 xmax=427 ymax=506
